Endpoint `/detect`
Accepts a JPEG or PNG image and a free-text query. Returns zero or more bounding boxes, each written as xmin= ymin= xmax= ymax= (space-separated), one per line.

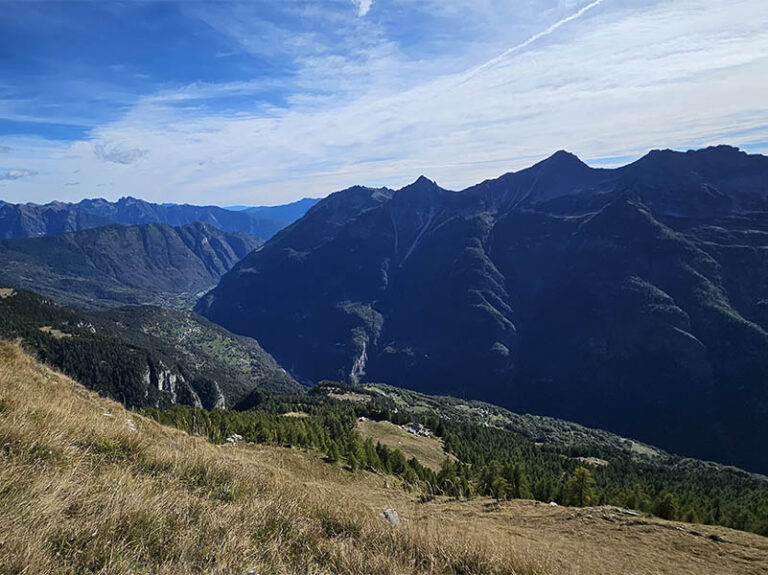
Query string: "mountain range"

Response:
xmin=225 ymin=197 xmax=321 ymax=223
xmin=0 ymin=195 xmax=307 ymax=240
xmin=197 ymin=145 xmax=768 ymax=473
xmin=0 ymin=222 xmax=262 ymax=309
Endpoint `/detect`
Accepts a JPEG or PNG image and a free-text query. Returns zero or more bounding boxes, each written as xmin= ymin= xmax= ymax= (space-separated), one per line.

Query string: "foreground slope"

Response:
xmin=0 ymin=222 xmax=261 ymax=309
xmin=2 ymin=341 xmax=767 ymax=575
xmin=198 ymin=145 xmax=768 ymax=473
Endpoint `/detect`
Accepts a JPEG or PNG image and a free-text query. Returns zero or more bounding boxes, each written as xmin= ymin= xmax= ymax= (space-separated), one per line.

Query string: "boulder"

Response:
xmin=379 ymin=509 xmax=400 ymax=526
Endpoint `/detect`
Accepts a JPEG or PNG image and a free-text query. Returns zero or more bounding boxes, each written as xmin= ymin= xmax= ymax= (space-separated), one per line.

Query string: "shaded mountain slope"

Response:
xmin=198 ymin=145 xmax=768 ymax=473
xmin=0 ymin=288 xmax=302 ymax=408
xmin=0 ymin=221 xmax=262 ymax=309
xmin=241 ymin=197 xmax=321 ymax=225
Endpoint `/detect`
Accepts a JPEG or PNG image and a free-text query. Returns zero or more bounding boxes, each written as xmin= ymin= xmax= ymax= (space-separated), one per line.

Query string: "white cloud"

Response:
xmin=0 ymin=145 xmax=11 ymax=153
xmin=352 ymin=0 xmax=374 ymax=17
xmin=0 ymin=169 xmax=36 ymax=181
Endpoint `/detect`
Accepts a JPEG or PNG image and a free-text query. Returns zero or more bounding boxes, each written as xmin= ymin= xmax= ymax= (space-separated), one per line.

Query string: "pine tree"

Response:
xmin=565 ymin=467 xmax=596 ymax=507
xmin=326 ymin=441 xmax=341 ymax=463
xmin=491 ymin=476 xmax=509 ymax=501
xmin=652 ymin=492 xmax=678 ymax=520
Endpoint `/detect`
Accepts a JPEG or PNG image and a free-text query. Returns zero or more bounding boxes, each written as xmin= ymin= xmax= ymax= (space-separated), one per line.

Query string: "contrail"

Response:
xmin=461 ymin=0 xmax=606 ymax=82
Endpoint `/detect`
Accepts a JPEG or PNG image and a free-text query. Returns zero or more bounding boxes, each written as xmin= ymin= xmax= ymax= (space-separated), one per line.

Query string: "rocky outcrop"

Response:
xmin=143 ymin=363 xmax=204 ymax=409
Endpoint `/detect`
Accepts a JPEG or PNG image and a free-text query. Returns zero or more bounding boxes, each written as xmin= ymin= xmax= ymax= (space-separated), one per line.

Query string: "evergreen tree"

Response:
xmin=326 ymin=441 xmax=341 ymax=463
xmin=565 ymin=467 xmax=596 ymax=507
xmin=652 ymin=492 xmax=678 ymax=520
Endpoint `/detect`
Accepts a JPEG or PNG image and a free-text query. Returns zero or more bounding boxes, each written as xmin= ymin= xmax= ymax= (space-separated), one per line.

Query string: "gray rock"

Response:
xmin=379 ymin=509 xmax=400 ymax=526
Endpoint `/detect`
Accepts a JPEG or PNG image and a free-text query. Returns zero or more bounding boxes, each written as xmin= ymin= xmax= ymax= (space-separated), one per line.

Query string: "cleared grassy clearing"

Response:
xmin=357 ymin=418 xmax=454 ymax=472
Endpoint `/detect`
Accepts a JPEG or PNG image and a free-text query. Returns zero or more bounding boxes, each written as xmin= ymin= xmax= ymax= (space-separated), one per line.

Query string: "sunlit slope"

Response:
xmin=1 ymin=340 xmax=767 ymax=574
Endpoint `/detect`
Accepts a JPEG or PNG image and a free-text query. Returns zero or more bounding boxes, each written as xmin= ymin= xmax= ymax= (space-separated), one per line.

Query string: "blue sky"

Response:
xmin=1 ymin=0 xmax=767 ymax=205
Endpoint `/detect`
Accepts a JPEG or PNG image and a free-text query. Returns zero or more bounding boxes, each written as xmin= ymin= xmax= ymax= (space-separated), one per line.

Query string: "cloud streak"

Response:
xmin=465 ymin=0 xmax=607 ymax=80
xmin=0 ymin=169 xmax=36 ymax=181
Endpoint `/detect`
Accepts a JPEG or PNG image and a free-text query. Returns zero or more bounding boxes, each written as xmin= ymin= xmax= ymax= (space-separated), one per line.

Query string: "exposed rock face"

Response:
xmin=143 ymin=363 xmax=206 ymax=408
xmin=211 ymin=381 xmax=227 ymax=410
xmin=198 ymin=146 xmax=768 ymax=473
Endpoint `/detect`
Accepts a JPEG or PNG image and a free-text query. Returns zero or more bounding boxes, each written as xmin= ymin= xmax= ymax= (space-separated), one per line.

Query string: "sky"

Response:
xmin=0 ymin=0 xmax=767 ymax=206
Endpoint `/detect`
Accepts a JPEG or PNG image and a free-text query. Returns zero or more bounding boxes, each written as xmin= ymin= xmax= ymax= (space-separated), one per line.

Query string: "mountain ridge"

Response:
xmin=197 ymin=145 xmax=768 ymax=473
xmin=0 ymin=195 xmax=313 ymax=240
xmin=0 ymin=221 xmax=262 ymax=309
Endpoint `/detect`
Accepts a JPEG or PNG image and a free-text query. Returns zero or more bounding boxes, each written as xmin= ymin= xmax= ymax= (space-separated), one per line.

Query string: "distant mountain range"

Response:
xmin=224 ymin=197 xmax=320 ymax=223
xmin=0 ymin=195 xmax=314 ymax=240
xmin=198 ymin=145 xmax=768 ymax=473
xmin=0 ymin=222 xmax=262 ymax=309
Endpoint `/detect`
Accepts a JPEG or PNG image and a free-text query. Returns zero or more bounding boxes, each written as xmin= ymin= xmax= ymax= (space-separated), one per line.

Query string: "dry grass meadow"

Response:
xmin=356 ymin=418 xmax=455 ymax=472
xmin=1 ymin=339 xmax=767 ymax=574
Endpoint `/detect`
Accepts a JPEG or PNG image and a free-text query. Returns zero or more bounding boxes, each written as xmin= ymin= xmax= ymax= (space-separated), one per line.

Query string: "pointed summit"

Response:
xmin=411 ymin=175 xmax=437 ymax=187
xmin=397 ymin=175 xmax=443 ymax=194
xmin=541 ymin=149 xmax=589 ymax=169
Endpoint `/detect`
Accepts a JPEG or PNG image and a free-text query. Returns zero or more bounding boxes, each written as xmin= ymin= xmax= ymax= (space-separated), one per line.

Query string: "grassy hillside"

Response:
xmin=144 ymin=382 xmax=768 ymax=536
xmin=2 ymin=341 xmax=768 ymax=574
xmin=0 ymin=340 xmax=549 ymax=575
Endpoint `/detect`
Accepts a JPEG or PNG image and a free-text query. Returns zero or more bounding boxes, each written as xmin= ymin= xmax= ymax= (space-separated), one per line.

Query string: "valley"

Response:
xmin=0 ymin=222 xmax=262 ymax=309
xmin=3 ymin=3 xmax=765 ymax=572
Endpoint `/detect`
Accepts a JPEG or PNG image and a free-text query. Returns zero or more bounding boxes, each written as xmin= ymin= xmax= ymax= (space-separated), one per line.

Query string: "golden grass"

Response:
xmin=0 ymin=341 xmax=550 ymax=575
xmin=39 ymin=326 xmax=72 ymax=339
xmin=357 ymin=419 xmax=455 ymax=472
xmin=2 ymin=340 xmax=767 ymax=575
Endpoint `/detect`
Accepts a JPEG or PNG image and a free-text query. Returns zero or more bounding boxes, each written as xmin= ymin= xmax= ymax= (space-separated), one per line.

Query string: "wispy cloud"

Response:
xmin=0 ymin=169 xmax=36 ymax=181
xmin=465 ymin=0 xmax=607 ymax=80
xmin=0 ymin=146 xmax=11 ymax=153
xmin=1 ymin=1 xmax=766 ymax=205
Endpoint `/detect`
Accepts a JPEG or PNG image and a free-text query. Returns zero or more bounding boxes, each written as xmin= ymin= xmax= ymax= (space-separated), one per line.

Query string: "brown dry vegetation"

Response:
xmin=0 ymin=341 xmax=550 ymax=575
xmin=39 ymin=326 xmax=72 ymax=339
xmin=1 ymin=340 xmax=767 ymax=574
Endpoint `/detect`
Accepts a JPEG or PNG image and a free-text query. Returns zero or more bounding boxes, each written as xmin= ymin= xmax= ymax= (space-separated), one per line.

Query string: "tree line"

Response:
xmin=142 ymin=388 xmax=768 ymax=536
